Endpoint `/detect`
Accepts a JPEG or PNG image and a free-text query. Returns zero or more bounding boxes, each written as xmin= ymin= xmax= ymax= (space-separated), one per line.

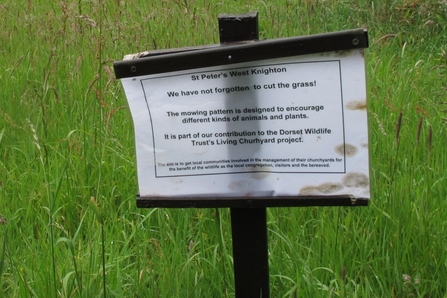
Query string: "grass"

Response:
xmin=0 ymin=0 xmax=446 ymax=296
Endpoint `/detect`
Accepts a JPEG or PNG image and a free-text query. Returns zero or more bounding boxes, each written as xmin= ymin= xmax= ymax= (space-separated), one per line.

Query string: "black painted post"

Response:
xmin=230 ymin=207 xmax=270 ymax=297
xmin=218 ymin=12 xmax=270 ymax=298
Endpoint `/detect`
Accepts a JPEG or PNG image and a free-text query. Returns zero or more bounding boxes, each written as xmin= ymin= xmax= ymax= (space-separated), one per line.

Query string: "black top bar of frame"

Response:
xmin=114 ymin=28 xmax=368 ymax=79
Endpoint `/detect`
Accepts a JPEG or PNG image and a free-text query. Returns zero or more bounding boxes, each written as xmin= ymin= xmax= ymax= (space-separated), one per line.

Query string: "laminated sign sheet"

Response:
xmin=119 ymin=45 xmax=370 ymax=202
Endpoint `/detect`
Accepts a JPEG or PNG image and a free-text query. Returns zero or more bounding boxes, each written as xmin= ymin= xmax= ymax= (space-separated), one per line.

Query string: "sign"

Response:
xmin=115 ymin=29 xmax=370 ymax=207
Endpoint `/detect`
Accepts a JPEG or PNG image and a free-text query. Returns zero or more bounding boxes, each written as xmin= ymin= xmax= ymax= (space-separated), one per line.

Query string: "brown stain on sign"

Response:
xmin=300 ymin=182 xmax=344 ymax=195
xmin=317 ymin=182 xmax=344 ymax=194
xmin=335 ymin=144 xmax=358 ymax=157
xmin=299 ymin=186 xmax=319 ymax=196
xmin=343 ymin=172 xmax=369 ymax=188
xmin=299 ymin=174 xmax=369 ymax=196
xmin=346 ymin=101 xmax=367 ymax=110
xmin=251 ymin=172 xmax=269 ymax=179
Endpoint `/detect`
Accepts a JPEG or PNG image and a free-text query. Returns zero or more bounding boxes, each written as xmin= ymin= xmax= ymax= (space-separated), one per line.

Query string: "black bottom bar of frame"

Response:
xmin=136 ymin=195 xmax=369 ymax=208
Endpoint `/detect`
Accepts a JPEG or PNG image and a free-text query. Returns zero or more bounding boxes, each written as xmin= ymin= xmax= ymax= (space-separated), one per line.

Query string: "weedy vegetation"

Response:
xmin=0 ymin=0 xmax=446 ymax=297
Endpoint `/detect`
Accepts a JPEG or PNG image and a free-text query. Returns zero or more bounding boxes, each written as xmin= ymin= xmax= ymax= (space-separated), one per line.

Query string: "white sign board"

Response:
xmin=120 ymin=49 xmax=370 ymax=200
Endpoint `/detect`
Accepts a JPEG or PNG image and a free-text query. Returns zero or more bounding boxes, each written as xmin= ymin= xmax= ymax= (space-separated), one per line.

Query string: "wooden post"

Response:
xmin=230 ymin=207 xmax=270 ymax=297
xmin=219 ymin=12 xmax=270 ymax=298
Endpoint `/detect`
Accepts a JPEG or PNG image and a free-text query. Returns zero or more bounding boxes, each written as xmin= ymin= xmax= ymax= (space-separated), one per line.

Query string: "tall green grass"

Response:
xmin=0 ymin=0 xmax=446 ymax=296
